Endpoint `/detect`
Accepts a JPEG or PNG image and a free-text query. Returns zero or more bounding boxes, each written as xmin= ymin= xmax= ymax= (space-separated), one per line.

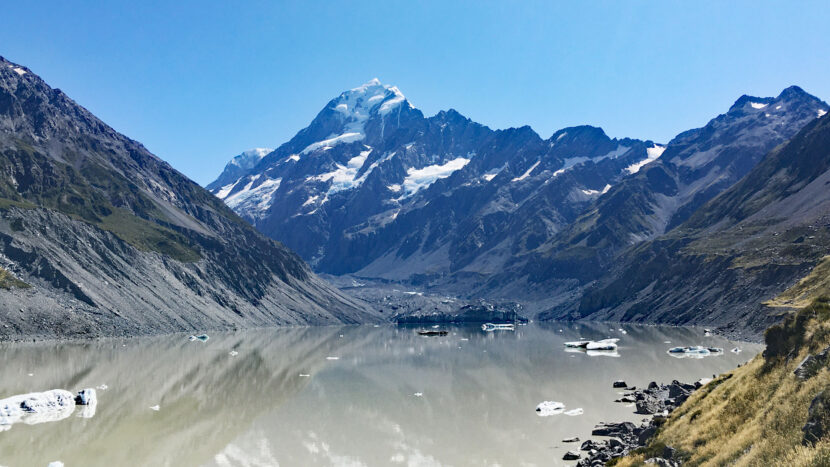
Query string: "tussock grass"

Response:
xmin=615 ymin=295 xmax=830 ymax=466
xmin=767 ymin=256 xmax=830 ymax=309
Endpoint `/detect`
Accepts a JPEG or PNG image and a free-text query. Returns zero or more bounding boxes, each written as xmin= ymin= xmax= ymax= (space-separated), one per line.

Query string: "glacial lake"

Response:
xmin=0 ymin=323 xmax=761 ymax=467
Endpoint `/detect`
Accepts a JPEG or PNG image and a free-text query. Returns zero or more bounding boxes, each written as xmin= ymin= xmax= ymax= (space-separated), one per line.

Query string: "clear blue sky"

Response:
xmin=2 ymin=1 xmax=829 ymax=185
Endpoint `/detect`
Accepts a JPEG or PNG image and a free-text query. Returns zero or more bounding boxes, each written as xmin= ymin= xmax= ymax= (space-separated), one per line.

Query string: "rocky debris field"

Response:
xmin=562 ymin=378 xmax=715 ymax=466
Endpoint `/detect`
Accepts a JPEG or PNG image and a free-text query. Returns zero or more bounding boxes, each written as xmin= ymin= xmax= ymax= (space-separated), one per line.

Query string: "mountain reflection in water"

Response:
xmin=0 ymin=323 xmax=760 ymax=466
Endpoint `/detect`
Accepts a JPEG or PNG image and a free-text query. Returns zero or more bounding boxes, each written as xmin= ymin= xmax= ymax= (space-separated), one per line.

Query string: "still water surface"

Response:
xmin=0 ymin=323 xmax=761 ymax=467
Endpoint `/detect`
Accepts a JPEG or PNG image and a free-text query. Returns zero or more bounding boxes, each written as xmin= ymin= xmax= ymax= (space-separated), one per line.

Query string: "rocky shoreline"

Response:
xmin=562 ymin=378 xmax=715 ymax=466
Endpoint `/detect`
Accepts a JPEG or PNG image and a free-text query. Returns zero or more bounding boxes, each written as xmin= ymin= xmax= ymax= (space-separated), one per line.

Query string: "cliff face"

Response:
xmin=0 ymin=56 xmax=379 ymax=340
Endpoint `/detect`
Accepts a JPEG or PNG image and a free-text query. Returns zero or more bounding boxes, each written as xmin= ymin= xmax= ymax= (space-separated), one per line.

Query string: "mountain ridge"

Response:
xmin=209 ymin=81 xmax=828 ymax=334
xmin=0 ymin=56 xmax=379 ymax=340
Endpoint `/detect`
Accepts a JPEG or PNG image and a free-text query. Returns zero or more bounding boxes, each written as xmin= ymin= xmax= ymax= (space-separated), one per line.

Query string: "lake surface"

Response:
xmin=0 ymin=323 xmax=761 ymax=467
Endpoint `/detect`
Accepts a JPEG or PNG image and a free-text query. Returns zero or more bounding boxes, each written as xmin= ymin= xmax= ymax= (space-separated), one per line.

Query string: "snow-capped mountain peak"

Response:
xmin=205 ymin=147 xmax=273 ymax=191
xmin=332 ymin=78 xmax=408 ymax=122
xmin=231 ymin=148 xmax=272 ymax=167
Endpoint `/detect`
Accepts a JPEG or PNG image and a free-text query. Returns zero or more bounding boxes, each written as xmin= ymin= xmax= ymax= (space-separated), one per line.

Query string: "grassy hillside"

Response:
xmin=615 ymin=283 xmax=830 ymax=465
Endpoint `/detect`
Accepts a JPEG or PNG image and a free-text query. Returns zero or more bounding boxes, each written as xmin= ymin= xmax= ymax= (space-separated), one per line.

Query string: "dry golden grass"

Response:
xmin=615 ymin=295 xmax=830 ymax=466
xmin=767 ymin=256 xmax=830 ymax=309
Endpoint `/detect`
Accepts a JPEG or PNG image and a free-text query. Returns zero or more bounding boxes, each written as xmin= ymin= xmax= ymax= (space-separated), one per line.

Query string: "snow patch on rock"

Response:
xmin=512 ymin=160 xmax=540 ymax=182
xmin=625 ymin=144 xmax=666 ymax=174
xmin=401 ymin=157 xmax=470 ymax=197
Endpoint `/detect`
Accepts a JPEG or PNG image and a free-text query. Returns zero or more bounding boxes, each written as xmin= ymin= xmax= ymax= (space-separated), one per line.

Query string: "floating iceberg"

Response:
xmin=565 ymin=338 xmax=619 ymax=350
xmin=1 ymin=389 xmax=95 ymax=430
xmin=667 ymin=346 xmax=723 ymax=358
xmin=535 ymin=401 xmax=566 ymax=416
xmin=481 ymin=323 xmax=515 ymax=332
xmin=586 ymin=339 xmax=619 ymax=351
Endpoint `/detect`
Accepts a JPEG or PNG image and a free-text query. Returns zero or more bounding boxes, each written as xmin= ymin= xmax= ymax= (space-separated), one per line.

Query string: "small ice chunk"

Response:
xmin=150 ymin=405 xmax=160 ymax=411
xmin=413 ymin=392 xmax=423 ymax=397
xmin=299 ymin=374 xmax=310 ymax=377
xmin=75 ymin=389 xmax=97 ymax=406
xmin=564 ymin=408 xmax=583 ymax=416
xmin=535 ymin=401 xmax=566 ymax=416
xmin=326 ymin=356 xmax=340 ymax=360
xmin=229 ymin=350 xmax=239 ymax=357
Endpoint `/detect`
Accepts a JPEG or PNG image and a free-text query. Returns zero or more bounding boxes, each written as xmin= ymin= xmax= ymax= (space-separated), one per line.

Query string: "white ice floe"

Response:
xmin=150 ymin=405 xmax=160 ymax=411
xmin=667 ymin=346 xmax=723 ymax=359
xmin=229 ymin=351 xmax=239 ymax=357
xmin=565 ymin=338 xmax=619 ymax=351
xmin=535 ymin=401 xmax=566 ymax=416
xmin=564 ymin=408 xmax=584 ymax=416
xmin=413 ymin=392 xmax=423 ymax=397
xmin=326 ymin=356 xmax=340 ymax=360
xmin=0 ymin=390 xmax=76 ymax=428
xmin=481 ymin=323 xmax=515 ymax=332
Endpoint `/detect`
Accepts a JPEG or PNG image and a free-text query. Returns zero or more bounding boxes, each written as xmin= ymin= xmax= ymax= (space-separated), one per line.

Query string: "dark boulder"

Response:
xmin=638 ymin=426 xmax=657 ymax=444
xmin=592 ymin=421 xmax=636 ymax=436
xmin=794 ymin=346 xmax=830 ymax=380
xmin=635 ymin=393 xmax=666 ymax=415
xmin=580 ymin=440 xmax=601 ymax=451
xmin=803 ymin=389 xmax=830 ymax=445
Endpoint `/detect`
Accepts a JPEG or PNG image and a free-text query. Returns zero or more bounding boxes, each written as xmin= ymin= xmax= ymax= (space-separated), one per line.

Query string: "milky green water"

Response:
xmin=0 ymin=323 xmax=761 ymax=467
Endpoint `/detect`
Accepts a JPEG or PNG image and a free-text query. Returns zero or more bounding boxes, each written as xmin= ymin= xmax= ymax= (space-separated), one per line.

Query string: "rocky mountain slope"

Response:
xmin=618 ymin=292 xmax=830 ymax=466
xmin=210 ymin=79 xmax=663 ymax=284
xmin=0 ymin=56 xmax=379 ymax=340
xmin=571 ymin=111 xmax=830 ymax=336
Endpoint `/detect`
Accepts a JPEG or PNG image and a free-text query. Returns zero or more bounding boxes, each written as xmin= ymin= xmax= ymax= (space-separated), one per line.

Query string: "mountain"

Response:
xmin=210 ymin=81 xmax=828 ymax=327
xmin=206 ymin=147 xmax=273 ymax=193
xmin=209 ymin=79 xmax=662 ymax=287
xmin=572 ymin=111 xmax=830 ymax=336
xmin=0 ymin=56 xmax=379 ymax=340
xmin=522 ymin=87 xmax=829 ymax=277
